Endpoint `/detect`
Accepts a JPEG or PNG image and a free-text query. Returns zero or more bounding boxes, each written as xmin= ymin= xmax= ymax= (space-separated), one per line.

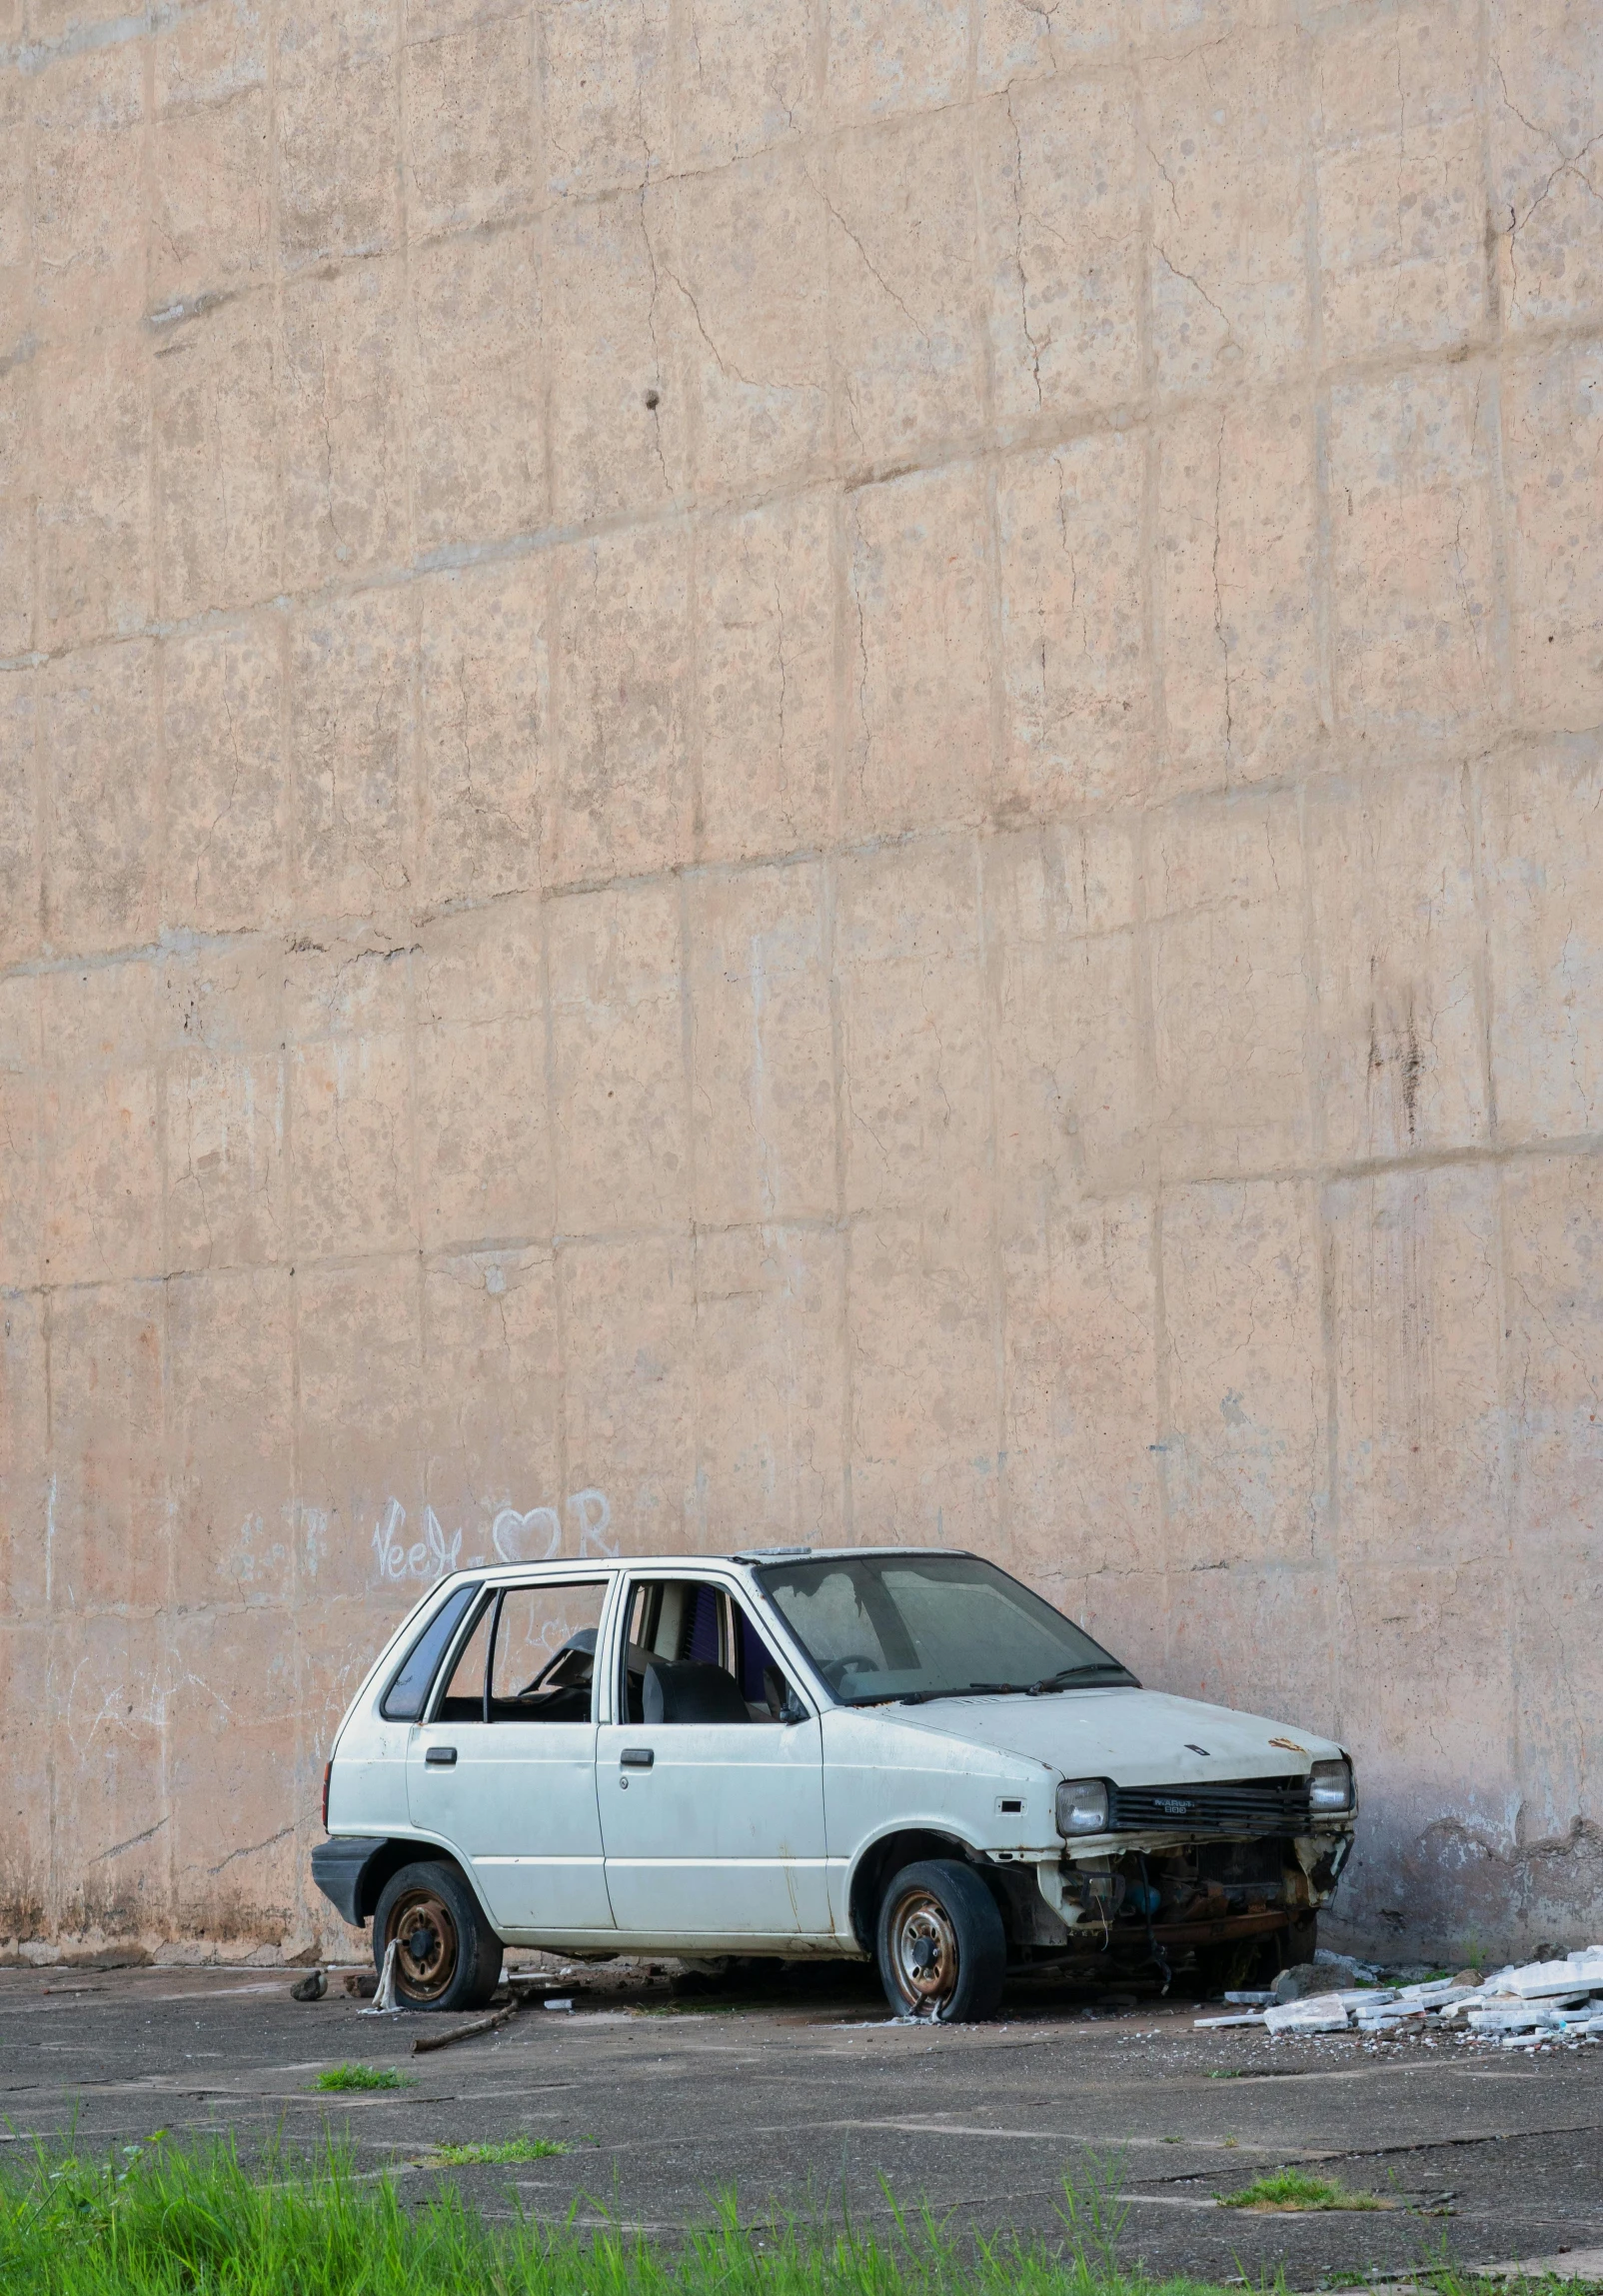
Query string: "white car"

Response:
xmin=314 ymin=1548 xmax=1357 ymax=2020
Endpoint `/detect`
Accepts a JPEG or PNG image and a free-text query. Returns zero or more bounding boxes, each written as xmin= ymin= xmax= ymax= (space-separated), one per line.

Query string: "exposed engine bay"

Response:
xmin=996 ymin=1830 xmax=1354 ymax=1982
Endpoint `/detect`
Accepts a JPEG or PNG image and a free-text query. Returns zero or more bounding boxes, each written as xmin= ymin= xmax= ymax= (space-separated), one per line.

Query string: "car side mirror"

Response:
xmin=779 ymin=1689 xmax=807 ymax=1725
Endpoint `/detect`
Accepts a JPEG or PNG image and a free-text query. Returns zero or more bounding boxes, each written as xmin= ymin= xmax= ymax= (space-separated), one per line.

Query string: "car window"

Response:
xmin=618 ymin=1579 xmax=796 ymax=1724
xmin=756 ymin=1553 xmax=1136 ymax=1704
xmin=621 ymin=1579 xmax=721 ymax=1674
xmin=486 ymin=1581 xmax=609 ymax=1723
xmin=435 ymin=1596 xmax=495 ymax=1722
xmin=732 ymin=1597 xmax=793 ymax=1713
xmin=759 ymin=1565 xmax=895 ymax=1682
xmin=380 ymin=1582 xmax=482 ymax=1719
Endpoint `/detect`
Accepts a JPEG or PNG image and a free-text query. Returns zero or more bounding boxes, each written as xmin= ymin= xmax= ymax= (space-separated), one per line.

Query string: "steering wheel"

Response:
xmin=513 ymin=1641 xmax=592 ymax=1699
xmin=818 ymin=1653 xmax=879 ymax=1690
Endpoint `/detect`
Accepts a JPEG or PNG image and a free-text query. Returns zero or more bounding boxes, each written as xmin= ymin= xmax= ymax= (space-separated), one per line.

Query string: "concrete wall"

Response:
xmin=1 ymin=0 xmax=1601 ymax=1965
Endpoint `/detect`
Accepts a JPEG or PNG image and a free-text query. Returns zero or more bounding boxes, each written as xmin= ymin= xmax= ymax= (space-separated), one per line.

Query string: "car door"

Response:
xmin=594 ymin=1574 xmax=829 ymax=1938
xmin=407 ymin=1575 xmax=616 ymax=1936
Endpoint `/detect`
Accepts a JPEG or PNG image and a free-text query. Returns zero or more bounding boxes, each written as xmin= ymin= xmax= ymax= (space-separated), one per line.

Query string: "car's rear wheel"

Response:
xmin=874 ymin=1858 xmax=1006 ymax=2023
xmin=373 ymin=1860 xmax=502 ymax=2012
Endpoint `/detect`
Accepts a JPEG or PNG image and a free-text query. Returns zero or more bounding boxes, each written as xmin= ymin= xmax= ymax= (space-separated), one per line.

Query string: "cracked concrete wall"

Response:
xmin=1 ymin=0 xmax=1601 ymax=1964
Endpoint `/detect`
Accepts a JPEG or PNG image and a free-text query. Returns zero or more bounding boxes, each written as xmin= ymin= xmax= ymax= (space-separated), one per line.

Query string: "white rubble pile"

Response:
xmin=1264 ymin=1991 xmax=1358 ymax=2033
xmin=1194 ymin=1944 xmax=1603 ymax=2046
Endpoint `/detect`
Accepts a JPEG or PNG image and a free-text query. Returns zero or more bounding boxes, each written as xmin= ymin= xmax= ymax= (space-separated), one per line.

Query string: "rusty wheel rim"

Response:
xmin=388 ymin=1885 xmax=460 ymax=2003
xmin=889 ymin=1887 xmax=959 ymax=2017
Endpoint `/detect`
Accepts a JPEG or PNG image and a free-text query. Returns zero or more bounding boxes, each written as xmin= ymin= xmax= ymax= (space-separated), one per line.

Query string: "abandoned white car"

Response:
xmin=314 ymin=1549 xmax=1357 ymax=2020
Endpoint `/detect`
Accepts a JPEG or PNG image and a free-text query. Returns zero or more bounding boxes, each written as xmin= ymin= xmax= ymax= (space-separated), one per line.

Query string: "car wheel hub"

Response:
xmin=390 ymin=1888 xmax=459 ymax=2000
xmin=891 ymin=1890 xmax=958 ymax=2013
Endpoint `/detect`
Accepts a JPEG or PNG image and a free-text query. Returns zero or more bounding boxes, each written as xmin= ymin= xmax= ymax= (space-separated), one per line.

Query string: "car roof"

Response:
xmin=430 ymin=1545 xmax=973 ymax=1585
xmin=736 ymin=1546 xmax=972 ymax=1561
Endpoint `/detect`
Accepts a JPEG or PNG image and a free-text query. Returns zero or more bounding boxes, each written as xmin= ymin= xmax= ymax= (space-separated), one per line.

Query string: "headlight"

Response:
xmin=1056 ymin=1778 xmax=1110 ymax=1835
xmin=1308 ymin=1757 xmax=1354 ymax=1814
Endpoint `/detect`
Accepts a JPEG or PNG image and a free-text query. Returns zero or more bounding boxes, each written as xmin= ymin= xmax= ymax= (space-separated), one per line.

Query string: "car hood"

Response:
xmin=880 ymin=1687 xmax=1343 ymax=1784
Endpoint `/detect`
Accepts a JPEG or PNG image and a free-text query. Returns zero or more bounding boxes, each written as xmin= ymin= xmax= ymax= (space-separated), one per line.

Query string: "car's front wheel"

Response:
xmin=373 ymin=1860 xmax=502 ymax=2012
xmin=874 ymin=1858 xmax=1006 ymax=2022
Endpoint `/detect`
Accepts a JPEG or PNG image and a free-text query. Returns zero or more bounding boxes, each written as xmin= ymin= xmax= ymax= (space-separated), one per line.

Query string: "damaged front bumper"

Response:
xmin=1011 ymin=1826 xmax=1356 ymax=1958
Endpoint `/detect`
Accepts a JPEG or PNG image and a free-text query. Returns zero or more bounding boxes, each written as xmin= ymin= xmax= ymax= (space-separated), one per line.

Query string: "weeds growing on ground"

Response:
xmin=0 ymin=2133 xmax=1241 ymax=2296
xmin=5 ymin=2132 xmax=1574 ymax=2296
xmin=434 ymin=2136 xmax=571 ymax=2165
xmin=1217 ymin=2168 xmax=1381 ymax=2212
xmin=315 ymin=2065 xmax=415 ymax=2092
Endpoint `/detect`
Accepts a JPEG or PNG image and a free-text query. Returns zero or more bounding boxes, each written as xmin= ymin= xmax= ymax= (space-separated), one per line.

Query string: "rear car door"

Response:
xmin=407 ymin=1575 xmax=615 ymax=1935
xmin=595 ymin=1574 xmax=829 ymax=1937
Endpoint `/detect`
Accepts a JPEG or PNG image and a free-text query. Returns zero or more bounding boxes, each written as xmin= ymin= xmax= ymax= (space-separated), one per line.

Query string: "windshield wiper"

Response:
xmin=1024 ymin=1664 xmax=1137 ymax=1696
xmin=846 ymin=1681 xmax=1022 ymax=1706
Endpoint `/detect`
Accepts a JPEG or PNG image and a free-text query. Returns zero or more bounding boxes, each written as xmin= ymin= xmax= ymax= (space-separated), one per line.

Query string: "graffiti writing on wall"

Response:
xmin=371 ymin=1491 xmax=616 ymax=1583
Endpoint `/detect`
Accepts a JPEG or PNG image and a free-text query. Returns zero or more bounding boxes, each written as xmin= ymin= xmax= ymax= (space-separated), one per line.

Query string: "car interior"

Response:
xmin=620 ymin=1579 xmax=801 ymax=1724
xmin=433 ymin=1582 xmax=609 ymax=1724
xmin=424 ymin=1577 xmax=802 ymax=1726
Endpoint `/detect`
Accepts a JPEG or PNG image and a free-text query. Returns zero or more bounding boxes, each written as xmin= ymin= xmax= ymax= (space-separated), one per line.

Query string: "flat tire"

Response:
xmin=372 ymin=1860 xmax=502 ymax=2013
xmin=874 ymin=1857 xmax=1006 ymax=2023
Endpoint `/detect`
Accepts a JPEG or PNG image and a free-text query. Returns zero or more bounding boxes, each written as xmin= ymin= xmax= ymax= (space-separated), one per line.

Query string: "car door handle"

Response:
xmin=425 ymin=1746 xmax=458 ymax=1766
xmin=620 ymin=1747 xmax=654 ymax=1769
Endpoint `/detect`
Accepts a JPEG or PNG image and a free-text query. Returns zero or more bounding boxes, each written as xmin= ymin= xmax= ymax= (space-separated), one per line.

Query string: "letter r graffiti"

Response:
xmin=568 ymin=1488 xmax=616 ymax=1555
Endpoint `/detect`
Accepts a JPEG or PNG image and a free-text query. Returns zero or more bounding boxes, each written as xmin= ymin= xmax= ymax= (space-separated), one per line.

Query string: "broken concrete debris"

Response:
xmin=1270 ymin=1954 xmax=1374 ymax=2002
xmin=1495 ymin=1951 xmax=1603 ymax=1995
xmin=1196 ymin=1945 xmax=1603 ymax=2048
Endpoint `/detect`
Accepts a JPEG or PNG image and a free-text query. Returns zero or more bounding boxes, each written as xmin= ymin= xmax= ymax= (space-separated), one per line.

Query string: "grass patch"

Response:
xmin=641 ymin=1999 xmax=754 ymax=2017
xmin=1217 ymin=2168 xmax=1382 ymax=2213
xmin=315 ymin=2064 xmax=416 ymax=2092
xmin=0 ymin=2132 xmax=1273 ymax=2296
xmin=434 ymin=2136 xmax=571 ymax=2165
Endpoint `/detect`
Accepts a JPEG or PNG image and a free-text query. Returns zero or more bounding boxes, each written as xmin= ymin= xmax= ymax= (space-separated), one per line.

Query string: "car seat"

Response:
xmin=642 ymin=1659 xmax=754 ymax=1724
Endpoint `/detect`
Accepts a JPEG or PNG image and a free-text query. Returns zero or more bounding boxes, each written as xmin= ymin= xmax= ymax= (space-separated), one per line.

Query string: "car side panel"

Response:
xmin=327 ymin=1713 xmax=413 ymax=1832
xmin=597 ymin=1713 xmax=830 ymax=1934
xmin=818 ymin=1708 xmax=1048 ymax=1931
xmin=409 ymin=1715 xmax=614 ymax=1930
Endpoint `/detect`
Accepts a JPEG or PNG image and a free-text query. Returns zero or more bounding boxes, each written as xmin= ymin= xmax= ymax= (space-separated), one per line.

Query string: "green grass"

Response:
xmin=640 ymin=2000 xmax=754 ymax=2017
xmin=0 ymin=2133 xmax=1242 ymax=2296
xmin=10 ymin=2134 xmax=1586 ymax=2296
xmin=1217 ymin=2168 xmax=1381 ymax=2212
xmin=315 ymin=2065 xmax=416 ymax=2093
xmin=433 ymin=2136 xmax=571 ymax=2165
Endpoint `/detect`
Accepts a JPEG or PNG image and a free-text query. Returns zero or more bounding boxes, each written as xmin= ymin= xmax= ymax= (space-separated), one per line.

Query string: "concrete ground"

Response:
xmin=2 ymin=1958 xmax=1600 ymax=2287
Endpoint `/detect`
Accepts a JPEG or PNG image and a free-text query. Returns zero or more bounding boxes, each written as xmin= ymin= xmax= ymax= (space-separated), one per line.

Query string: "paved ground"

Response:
xmin=2 ymin=1958 xmax=1600 ymax=2287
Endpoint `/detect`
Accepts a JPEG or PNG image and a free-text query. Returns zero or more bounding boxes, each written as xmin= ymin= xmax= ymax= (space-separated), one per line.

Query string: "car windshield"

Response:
xmin=753 ymin=1553 xmax=1137 ymax=1704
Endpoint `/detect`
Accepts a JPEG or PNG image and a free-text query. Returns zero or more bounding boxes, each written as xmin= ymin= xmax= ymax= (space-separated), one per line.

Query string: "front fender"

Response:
xmin=839 ymin=1817 xmax=1001 ymax=1952
xmin=843 ymin=1814 xmax=991 ymax=1890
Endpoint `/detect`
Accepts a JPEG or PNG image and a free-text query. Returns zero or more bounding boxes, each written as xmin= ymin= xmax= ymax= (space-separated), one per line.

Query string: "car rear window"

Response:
xmin=380 ymin=1582 xmax=482 ymax=1719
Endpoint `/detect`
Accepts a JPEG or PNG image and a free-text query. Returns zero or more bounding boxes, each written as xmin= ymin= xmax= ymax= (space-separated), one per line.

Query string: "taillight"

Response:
xmin=322 ymin=1759 xmax=332 ymax=1829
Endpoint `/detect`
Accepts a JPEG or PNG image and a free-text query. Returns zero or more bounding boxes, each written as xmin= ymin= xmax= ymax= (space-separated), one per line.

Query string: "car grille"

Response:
xmin=1109 ymin=1776 xmax=1310 ymax=1833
